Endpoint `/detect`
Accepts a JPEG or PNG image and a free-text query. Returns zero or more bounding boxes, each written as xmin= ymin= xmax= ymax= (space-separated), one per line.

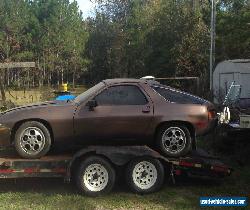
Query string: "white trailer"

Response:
xmin=213 ymin=59 xmax=250 ymax=103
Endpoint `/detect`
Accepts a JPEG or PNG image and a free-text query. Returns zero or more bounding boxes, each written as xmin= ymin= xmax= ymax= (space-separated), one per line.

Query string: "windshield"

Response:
xmin=223 ymin=82 xmax=241 ymax=106
xmin=74 ymin=82 xmax=105 ymax=103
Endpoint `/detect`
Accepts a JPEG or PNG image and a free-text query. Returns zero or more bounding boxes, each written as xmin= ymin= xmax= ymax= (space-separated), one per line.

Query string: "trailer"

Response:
xmin=0 ymin=146 xmax=231 ymax=196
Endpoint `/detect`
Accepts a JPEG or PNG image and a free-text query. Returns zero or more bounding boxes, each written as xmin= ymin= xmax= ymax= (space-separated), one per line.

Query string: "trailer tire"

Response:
xmin=157 ymin=125 xmax=192 ymax=157
xmin=126 ymin=157 xmax=164 ymax=194
xmin=76 ymin=156 xmax=116 ymax=196
xmin=14 ymin=121 xmax=51 ymax=159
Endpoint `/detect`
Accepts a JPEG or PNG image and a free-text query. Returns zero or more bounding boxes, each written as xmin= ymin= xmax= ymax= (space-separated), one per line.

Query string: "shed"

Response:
xmin=213 ymin=59 xmax=250 ymax=103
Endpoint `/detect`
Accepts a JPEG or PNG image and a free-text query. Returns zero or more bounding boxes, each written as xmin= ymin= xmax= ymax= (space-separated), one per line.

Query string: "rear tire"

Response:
xmin=76 ymin=156 xmax=116 ymax=196
xmin=156 ymin=124 xmax=192 ymax=157
xmin=14 ymin=121 xmax=51 ymax=159
xmin=126 ymin=157 xmax=164 ymax=194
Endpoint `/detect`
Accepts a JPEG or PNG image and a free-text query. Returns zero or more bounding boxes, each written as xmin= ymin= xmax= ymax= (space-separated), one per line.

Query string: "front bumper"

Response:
xmin=0 ymin=124 xmax=11 ymax=146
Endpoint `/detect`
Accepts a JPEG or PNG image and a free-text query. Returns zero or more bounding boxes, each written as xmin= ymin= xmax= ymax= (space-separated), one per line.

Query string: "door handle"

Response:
xmin=142 ymin=105 xmax=151 ymax=113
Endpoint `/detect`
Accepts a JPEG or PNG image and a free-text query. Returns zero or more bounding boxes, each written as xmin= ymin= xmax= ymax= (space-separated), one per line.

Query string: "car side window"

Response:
xmin=95 ymin=85 xmax=148 ymax=105
xmin=152 ymin=86 xmax=205 ymax=104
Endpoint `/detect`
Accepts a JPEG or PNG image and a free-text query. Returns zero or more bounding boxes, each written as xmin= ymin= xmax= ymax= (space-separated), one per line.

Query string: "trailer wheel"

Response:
xmin=157 ymin=125 xmax=192 ymax=157
xmin=14 ymin=121 xmax=51 ymax=159
xmin=126 ymin=157 xmax=164 ymax=194
xmin=76 ymin=156 xmax=116 ymax=196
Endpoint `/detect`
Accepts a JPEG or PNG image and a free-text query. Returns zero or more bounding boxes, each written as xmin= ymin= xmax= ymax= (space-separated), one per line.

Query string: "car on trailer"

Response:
xmin=0 ymin=78 xmax=217 ymax=159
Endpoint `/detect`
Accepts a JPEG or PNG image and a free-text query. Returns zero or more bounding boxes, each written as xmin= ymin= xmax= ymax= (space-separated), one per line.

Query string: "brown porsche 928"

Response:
xmin=0 ymin=79 xmax=217 ymax=159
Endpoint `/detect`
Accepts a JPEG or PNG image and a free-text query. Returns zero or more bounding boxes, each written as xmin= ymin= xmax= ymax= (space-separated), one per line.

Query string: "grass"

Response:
xmin=3 ymin=86 xmax=87 ymax=107
xmin=5 ymin=89 xmax=44 ymax=106
xmin=0 ymin=163 xmax=248 ymax=210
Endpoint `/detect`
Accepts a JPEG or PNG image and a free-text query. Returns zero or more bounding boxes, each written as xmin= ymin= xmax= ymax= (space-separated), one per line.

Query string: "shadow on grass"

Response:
xmin=0 ymin=171 xmax=248 ymax=210
xmin=0 ymin=178 xmax=76 ymax=194
xmin=0 ymin=176 xmax=222 ymax=209
xmin=0 ymin=172 xmax=222 ymax=194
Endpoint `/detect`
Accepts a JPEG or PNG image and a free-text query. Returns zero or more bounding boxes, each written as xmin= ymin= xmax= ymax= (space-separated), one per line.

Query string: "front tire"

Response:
xmin=76 ymin=156 xmax=116 ymax=196
xmin=14 ymin=121 xmax=52 ymax=159
xmin=126 ymin=157 xmax=164 ymax=194
xmin=156 ymin=125 xmax=192 ymax=157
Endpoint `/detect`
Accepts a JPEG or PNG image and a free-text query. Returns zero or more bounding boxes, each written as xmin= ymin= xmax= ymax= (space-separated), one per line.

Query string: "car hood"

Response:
xmin=1 ymin=100 xmax=74 ymax=115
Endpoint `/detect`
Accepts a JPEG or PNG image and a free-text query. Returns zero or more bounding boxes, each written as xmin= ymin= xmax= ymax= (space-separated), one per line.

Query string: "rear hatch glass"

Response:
xmin=152 ymin=86 xmax=207 ymax=105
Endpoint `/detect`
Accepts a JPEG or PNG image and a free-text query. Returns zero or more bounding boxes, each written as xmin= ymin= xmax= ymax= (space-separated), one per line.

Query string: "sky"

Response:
xmin=74 ymin=0 xmax=96 ymax=18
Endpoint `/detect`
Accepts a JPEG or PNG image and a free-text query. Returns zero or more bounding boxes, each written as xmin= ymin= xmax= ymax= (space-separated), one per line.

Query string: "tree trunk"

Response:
xmin=61 ymin=68 xmax=64 ymax=84
xmin=7 ymin=68 xmax=9 ymax=86
xmin=73 ymin=65 xmax=76 ymax=88
xmin=48 ymin=68 xmax=51 ymax=87
xmin=43 ymin=52 xmax=46 ymax=86
xmin=17 ymin=71 xmax=20 ymax=87
xmin=27 ymin=68 xmax=30 ymax=89
xmin=0 ymin=73 xmax=6 ymax=105
xmin=57 ymin=69 xmax=60 ymax=87
xmin=33 ymin=69 xmax=35 ymax=87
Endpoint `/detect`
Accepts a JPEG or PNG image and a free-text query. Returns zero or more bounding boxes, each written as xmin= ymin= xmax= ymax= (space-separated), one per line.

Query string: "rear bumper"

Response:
xmin=196 ymin=118 xmax=218 ymax=136
xmin=0 ymin=124 xmax=11 ymax=146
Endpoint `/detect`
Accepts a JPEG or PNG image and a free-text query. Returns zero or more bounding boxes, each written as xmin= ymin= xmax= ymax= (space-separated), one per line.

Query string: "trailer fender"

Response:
xmin=66 ymin=146 xmax=167 ymax=181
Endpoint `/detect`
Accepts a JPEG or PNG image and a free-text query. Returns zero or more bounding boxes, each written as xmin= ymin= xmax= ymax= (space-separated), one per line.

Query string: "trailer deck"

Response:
xmin=0 ymin=146 xmax=231 ymax=181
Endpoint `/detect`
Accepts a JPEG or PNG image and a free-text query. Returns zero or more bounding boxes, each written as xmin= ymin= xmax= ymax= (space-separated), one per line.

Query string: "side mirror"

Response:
xmin=86 ymin=99 xmax=97 ymax=111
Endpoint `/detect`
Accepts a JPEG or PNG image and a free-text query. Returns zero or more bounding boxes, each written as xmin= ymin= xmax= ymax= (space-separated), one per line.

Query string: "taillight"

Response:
xmin=208 ymin=109 xmax=216 ymax=120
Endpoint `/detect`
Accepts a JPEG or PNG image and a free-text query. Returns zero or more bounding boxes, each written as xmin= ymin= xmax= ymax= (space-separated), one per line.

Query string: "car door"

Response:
xmin=74 ymin=83 xmax=154 ymax=142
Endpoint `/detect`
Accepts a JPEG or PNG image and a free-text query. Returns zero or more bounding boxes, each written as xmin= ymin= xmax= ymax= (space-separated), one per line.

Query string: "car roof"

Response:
xmin=103 ymin=78 xmax=160 ymax=85
xmin=103 ymin=78 xmax=144 ymax=84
